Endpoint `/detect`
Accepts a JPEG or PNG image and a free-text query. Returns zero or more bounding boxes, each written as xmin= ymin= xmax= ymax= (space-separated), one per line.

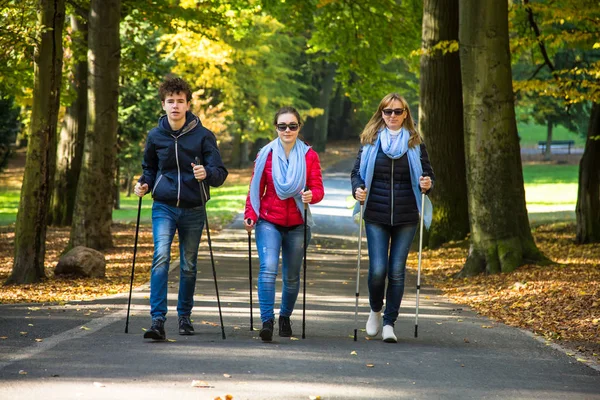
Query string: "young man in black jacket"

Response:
xmin=134 ymin=77 xmax=228 ymax=340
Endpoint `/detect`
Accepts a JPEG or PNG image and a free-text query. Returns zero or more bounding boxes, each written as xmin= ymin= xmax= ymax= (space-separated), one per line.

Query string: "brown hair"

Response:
xmin=359 ymin=93 xmax=421 ymax=147
xmin=159 ymin=76 xmax=192 ymax=102
xmin=273 ymin=106 xmax=303 ymax=126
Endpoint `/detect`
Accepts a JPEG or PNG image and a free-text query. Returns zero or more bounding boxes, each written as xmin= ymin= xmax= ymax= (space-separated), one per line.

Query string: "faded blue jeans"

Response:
xmin=150 ymin=201 xmax=205 ymax=321
xmin=365 ymin=222 xmax=417 ymax=327
xmin=255 ymin=219 xmax=311 ymax=323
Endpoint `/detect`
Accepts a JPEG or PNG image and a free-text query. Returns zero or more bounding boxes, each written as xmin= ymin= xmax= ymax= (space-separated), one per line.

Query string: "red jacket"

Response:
xmin=244 ymin=148 xmax=324 ymax=227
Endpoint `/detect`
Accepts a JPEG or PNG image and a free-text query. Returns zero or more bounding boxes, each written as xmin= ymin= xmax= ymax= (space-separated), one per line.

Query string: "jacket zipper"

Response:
xmin=171 ymin=128 xmax=192 ymax=208
xmin=174 ymin=137 xmax=181 ymax=207
xmin=391 ymin=158 xmax=394 ymax=225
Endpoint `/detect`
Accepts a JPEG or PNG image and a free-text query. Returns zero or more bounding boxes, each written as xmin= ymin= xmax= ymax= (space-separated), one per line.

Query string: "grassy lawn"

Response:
xmin=517 ymin=122 xmax=586 ymax=148
xmin=113 ymin=184 xmax=249 ymax=227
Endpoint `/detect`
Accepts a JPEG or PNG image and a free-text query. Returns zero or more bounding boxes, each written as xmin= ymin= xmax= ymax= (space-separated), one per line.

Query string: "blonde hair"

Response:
xmin=359 ymin=93 xmax=422 ymax=147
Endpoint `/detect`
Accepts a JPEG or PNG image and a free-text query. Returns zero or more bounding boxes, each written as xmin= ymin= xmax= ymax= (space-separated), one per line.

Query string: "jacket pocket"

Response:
xmin=151 ymin=174 xmax=164 ymax=197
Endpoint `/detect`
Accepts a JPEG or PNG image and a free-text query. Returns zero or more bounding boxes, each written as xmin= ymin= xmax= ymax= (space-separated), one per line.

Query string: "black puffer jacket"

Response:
xmin=350 ymin=143 xmax=434 ymax=226
xmin=140 ymin=111 xmax=228 ymax=208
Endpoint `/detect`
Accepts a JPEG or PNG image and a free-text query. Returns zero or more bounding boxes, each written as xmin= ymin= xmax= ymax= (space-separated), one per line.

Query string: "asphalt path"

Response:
xmin=1 ymin=158 xmax=599 ymax=400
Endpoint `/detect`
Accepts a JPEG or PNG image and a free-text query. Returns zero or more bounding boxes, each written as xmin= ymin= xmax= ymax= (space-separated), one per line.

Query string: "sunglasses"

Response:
xmin=382 ymin=108 xmax=405 ymax=116
xmin=276 ymin=123 xmax=300 ymax=132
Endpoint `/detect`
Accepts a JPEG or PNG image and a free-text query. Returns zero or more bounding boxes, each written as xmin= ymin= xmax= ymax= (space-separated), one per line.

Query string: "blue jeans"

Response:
xmin=150 ymin=201 xmax=205 ymax=321
xmin=255 ymin=219 xmax=311 ymax=323
xmin=365 ymin=222 xmax=417 ymax=327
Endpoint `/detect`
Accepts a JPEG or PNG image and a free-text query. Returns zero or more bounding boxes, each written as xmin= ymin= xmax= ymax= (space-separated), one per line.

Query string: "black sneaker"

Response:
xmin=143 ymin=319 xmax=166 ymax=341
xmin=178 ymin=316 xmax=194 ymax=335
xmin=279 ymin=316 xmax=292 ymax=337
xmin=259 ymin=319 xmax=274 ymax=342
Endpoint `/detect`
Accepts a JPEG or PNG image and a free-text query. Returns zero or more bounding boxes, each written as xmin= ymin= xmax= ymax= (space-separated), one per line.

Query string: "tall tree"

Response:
xmin=70 ymin=0 xmax=121 ymax=250
xmin=49 ymin=10 xmax=88 ymax=226
xmin=7 ymin=0 xmax=65 ymax=284
xmin=457 ymin=0 xmax=547 ymax=276
xmin=419 ymin=0 xmax=469 ymax=248
xmin=576 ymin=102 xmax=600 ymax=243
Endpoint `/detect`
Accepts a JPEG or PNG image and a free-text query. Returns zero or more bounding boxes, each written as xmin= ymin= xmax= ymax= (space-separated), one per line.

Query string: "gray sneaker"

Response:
xmin=178 ymin=316 xmax=194 ymax=335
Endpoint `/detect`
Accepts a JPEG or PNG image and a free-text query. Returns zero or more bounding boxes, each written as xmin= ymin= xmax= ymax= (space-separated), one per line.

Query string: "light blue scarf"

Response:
xmin=249 ymin=138 xmax=314 ymax=227
xmin=354 ymin=127 xmax=432 ymax=229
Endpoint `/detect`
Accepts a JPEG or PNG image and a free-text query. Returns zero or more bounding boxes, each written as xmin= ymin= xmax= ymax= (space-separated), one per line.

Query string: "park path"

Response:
xmin=0 ymin=159 xmax=599 ymax=400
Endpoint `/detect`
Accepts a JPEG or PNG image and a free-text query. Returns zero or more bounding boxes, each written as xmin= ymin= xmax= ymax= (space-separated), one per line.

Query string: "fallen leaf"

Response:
xmin=366 ymin=364 xmax=374 ymax=368
xmin=20 ymin=332 xmax=27 ymax=335
xmin=223 ymin=373 xmax=231 ymax=378
xmin=167 ymin=339 xmax=176 ymax=342
xmin=19 ymin=370 xmax=27 ymax=375
xmin=0 ymin=336 xmax=7 ymax=340
xmin=225 ymin=395 xmax=233 ymax=400
xmin=141 ymin=328 xmax=147 ymax=332
xmin=350 ymin=351 xmax=357 ymax=355
xmin=80 ymin=326 xmax=90 ymax=331
xmin=309 ymin=396 xmax=322 ymax=400
xmin=481 ymin=325 xmax=492 ymax=329
xmin=191 ymin=380 xmax=211 ymax=388
xmin=28 ymin=323 xmax=34 ymax=326
xmin=290 ymin=337 xmax=299 ymax=341
xmin=35 ymin=338 xmax=43 ymax=342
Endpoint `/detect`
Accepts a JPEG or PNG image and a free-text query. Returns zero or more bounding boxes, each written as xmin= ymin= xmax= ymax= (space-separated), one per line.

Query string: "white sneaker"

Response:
xmin=382 ymin=325 xmax=397 ymax=343
xmin=366 ymin=310 xmax=382 ymax=336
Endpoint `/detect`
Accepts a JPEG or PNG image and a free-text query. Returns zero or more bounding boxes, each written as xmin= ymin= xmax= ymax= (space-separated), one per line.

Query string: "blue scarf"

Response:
xmin=249 ymin=138 xmax=314 ymax=226
xmin=354 ymin=127 xmax=432 ymax=229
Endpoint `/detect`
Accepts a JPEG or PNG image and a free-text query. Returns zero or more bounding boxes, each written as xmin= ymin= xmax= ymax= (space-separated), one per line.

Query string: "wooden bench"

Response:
xmin=537 ymin=140 xmax=575 ymax=154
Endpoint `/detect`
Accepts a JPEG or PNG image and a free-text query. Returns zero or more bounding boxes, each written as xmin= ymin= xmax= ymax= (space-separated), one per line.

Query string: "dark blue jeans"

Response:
xmin=365 ymin=222 xmax=417 ymax=327
xmin=255 ymin=219 xmax=311 ymax=323
xmin=149 ymin=201 xmax=205 ymax=321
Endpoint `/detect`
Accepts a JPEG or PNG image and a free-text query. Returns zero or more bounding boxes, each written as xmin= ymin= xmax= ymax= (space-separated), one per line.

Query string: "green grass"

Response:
xmin=517 ymin=122 xmax=586 ymax=148
xmin=0 ymin=163 xmax=579 ymax=227
xmin=0 ymin=185 xmax=249 ymax=227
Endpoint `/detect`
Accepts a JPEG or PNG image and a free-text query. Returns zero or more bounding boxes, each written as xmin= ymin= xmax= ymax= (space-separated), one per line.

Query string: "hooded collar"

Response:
xmin=158 ymin=111 xmax=200 ymax=137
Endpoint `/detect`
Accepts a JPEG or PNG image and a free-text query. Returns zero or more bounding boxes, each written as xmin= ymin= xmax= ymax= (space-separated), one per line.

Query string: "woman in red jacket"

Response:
xmin=244 ymin=106 xmax=324 ymax=341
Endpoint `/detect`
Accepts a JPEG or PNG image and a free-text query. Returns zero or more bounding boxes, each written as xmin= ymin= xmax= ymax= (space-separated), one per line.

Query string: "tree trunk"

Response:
xmin=457 ymin=0 xmax=548 ymax=277
xmin=544 ymin=118 xmax=553 ymax=161
xmin=49 ymin=12 xmax=88 ymax=226
xmin=7 ymin=0 xmax=65 ymax=284
xmin=230 ymin=120 xmax=250 ymax=168
xmin=70 ymin=0 xmax=121 ymax=250
xmin=576 ymin=102 xmax=600 ymax=243
xmin=312 ymin=62 xmax=335 ymax=152
xmin=419 ymin=0 xmax=469 ymax=248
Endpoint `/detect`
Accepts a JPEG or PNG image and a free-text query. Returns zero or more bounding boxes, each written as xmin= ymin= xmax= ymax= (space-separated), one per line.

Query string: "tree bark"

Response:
xmin=49 ymin=12 xmax=88 ymax=226
xmin=311 ymin=62 xmax=335 ymax=152
xmin=457 ymin=0 xmax=548 ymax=277
xmin=419 ymin=0 xmax=469 ymax=248
xmin=7 ymin=0 xmax=65 ymax=284
xmin=576 ymin=102 xmax=600 ymax=243
xmin=544 ymin=118 xmax=553 ymax=161
xmin=70 ymin=0 xmax=121 ymax=250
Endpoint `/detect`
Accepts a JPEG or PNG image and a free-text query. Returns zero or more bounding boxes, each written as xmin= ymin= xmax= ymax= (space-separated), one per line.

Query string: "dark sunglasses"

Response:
xmin=382 ymin=108 xmax=405 ymax=116
xmin=276 ymin=123 xmax=300 ymax=132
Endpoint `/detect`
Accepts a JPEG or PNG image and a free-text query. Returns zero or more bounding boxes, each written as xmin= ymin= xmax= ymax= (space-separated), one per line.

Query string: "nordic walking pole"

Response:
xmin=125 ymin=178 xmax=144 ymax=333
xmin=353 ymin=185 xmax=365 ymax=342
xmin=195 ymin=157 xmax=226 ymax=340
xmin=302 ymin=186 xmax=308 ymax=339
xmin=414 ymin=191 xmax=426 ymax=338
xmin=246 ymin=218 xmax=254 ymax=331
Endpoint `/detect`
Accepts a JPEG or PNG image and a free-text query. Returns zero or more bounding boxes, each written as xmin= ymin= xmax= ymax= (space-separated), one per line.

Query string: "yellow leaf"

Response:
xmin=351 ymin=351 xmax=357 ymax=355
xmin=0 ymin=336 xmax=7 ymax=340
xmin=191 ymin=380 xmax=211 ymax=388
xmin=167 ymin=339 xmax=176 ymax=342
xmin=35 ymin=338 xmax=43 ymax=342
xmin=290 ymin=337 xmax=299 ymax=341
xmin=19 ymin=370 xmax=27 ymax=375
xmin=28 ymin=324 xmax=34 ymax=327
xmin=309 ymin=396 xmax=322 ymax=400
xmin=366 ymin=363 xmax=374 ymax=368
xmin=223 ymin=373 xmax=231 ymax=378
xmin=20 ymin=332 xmax=27 ymax=335
xmin=80 ymin=326 xmax=90 ymax=331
